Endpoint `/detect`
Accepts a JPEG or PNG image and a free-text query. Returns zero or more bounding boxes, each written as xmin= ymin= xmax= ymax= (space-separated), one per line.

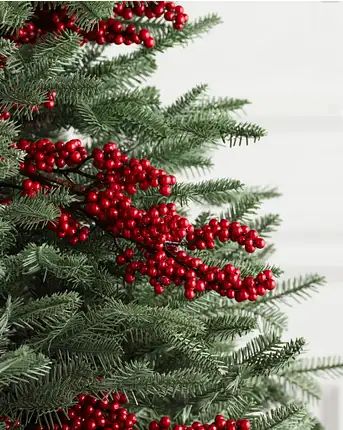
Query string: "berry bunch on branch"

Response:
xmin=5 ymin=137 xmax=277 ymax=303
xmin=5 ymin=2 xmax=188 ymax=49
xmin=1 ymin=392 xmax=251 ymax=430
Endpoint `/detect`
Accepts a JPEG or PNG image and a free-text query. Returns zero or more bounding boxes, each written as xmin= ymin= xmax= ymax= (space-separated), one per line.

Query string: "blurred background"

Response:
xmin=110 ymin=1 xmax=343 ymax=427
xmin=115 ymin=1 xmax=343 ymax=430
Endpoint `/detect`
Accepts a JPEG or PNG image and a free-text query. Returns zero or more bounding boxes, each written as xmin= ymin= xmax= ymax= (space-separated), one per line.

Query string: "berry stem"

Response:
xmin=0 ymin=181 xmax=23 ymax=191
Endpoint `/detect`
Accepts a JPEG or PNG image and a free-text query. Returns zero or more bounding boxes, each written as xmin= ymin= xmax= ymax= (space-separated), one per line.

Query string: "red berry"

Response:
xmin=84 ymin=419 xmax=96 ymax=430
xmin=160 ymin=417 xmax=171 ymax=428
xmin=0 ymin=111 xmax=11 ymax=120
xmin=149 ymin=421 xmax=160 ymax=430
xmin=139 ymin=28 xmax=150 ymax=41
xmin=114 ymin=34 xmax=124 ymax=45
xmin=122 ymin=7 xmax=133 ymax=20
xmin=166 ymin=2 xmax=176 ymax=11
xmin=225 ymin=420 xmax=236 ymax=430
xmin=144 ymin=37 xmax=155 ymax=48
xmin=43 ymin=100 xmax=55 ymax=109
xmin=164 ymin=11 xmax=175 ymax=21
xmin=254 ymin=237 xmax=265 ymax=248
xmin=159 ymin=185 xmax=171 ymax=196
xmin=236 ymin=420 xmax=250 ymax=430
xmin=265 ymin=279 xmax=276 ymax=290
xmin=124 ymin=273 xmax=135 ymax=283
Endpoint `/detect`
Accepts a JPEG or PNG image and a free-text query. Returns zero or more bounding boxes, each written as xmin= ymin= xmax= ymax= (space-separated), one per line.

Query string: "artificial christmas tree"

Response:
xmin=0 ymin=2 xmax=341 ymax=430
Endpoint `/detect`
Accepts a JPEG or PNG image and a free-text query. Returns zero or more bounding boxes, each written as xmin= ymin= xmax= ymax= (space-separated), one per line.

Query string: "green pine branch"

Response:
xmin=0 ymin=194 xmax=60 ymax=230
xmin=282 ymin=356 xmax=343 ymax=379
xmin=0 ymin=345 xmax=51 ymax=389
xmin=235 ymin=304 xmax=288 ymax=335
xmin=26 ymin=31 xmax=82 ymax=71
xmin=222 ymin=194 xmax=261 ymax=222
xmin=251 ymin=403 xmax=312 ymax=430
xmin=20 ymin=243 xmax=94 ymax=287
xmin=0 ymin=298 xmax=11 ymax=353
xmin=51 ymin=74 xmax=106 ymax=105
xmin=0 ymin=119 xmax=20 ymax=148
xmin=63 ymin=2 xmax=114 ymax=30
xmin=249 ymin=214 xmax=281 ymax=237
xmin=99 ymin=360 xmax=209 ymax=400
xmin=0 ymin=1 xmax=33 ymax=34
xmin=0 ymin=359 xmax=93 ymax=425
xmin=195 ymin=97 xmax=251 ymax=114
xmin=228 ymin=334 xmax=305 ymax=375
xmin=169 ymin=114 xmax=265 ymax=146
xmin=0 ymin=39 xmax=18 ymax=61
xmin=246 ymin=186 xmax=281 ymax=200
xmin=85 ymin=49 xmax=157 ymax=89
xmin=154 ymin=14 xmax=222 ymax=51
xmin=140 ymin=178 xmax=243 ymax=207
xmin=258 ymin=274 xmax=325 ymax=306
xmin=164 ymin=84 xmax=209 ymax=117
xmin=274 ymin=373 xmax=321 ymax=403
xmin=0 ymin=220 xmax=15 ymax=255
xmin=10 ymin=291 xmax=82 ymax=331
xmin=205 ymin=314 xmax=257 ymax=341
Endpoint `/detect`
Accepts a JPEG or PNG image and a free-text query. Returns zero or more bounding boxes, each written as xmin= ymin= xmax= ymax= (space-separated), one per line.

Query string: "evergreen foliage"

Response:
xmin=0 ymin=2 xmax=340 ymax=430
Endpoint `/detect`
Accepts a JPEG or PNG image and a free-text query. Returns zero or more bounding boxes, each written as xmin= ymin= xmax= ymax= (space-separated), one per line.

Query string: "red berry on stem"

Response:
xmin=236 ymin=420 xmax=250 ymax=430
xmin=144 ymin=37 xmax=155 ymax=48
xmin=160 ymin=417 xmax=171 ymax=428
xmin=164 ymin=11 xmax=175 ymax=21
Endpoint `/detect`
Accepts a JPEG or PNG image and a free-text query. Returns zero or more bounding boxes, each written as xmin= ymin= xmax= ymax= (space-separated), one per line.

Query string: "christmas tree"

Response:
xmin=0 ymin=2 xmax=341 ymax=430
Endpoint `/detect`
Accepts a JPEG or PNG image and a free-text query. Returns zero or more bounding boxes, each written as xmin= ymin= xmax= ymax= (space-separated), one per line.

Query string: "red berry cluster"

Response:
xmin=24 ymin=90 xmax=57 ymax=112
xmin=7 ymin=6 xmax=78 ymax=45
xmin=0 ymin=54 xmax=6 ymax=68
xmin=84 ymin=18 xmax=155 ymax=48
xmin=5 ymin=2 xmax=187 ymax=49
xmin=187 ymin=219 xmax=265 ymax=254
xmin=0 ymin=110 xmax=10 ymax=120
xmin=48 ymin=210 xmax=90 ymax=246
xmin=17 ymin=138 xmax=88 ymax=175
xmin=114 ymin=2 xmax=188 ymax=30
xmin=149 ymin=415 xmax=250 ymax=430
xmin=0 ymin=416 xmax=20 ymax=430
xmin=92 ymin=143 xmax=176 ymax=196
xmin=30 ymin=90 xmax=57 ymax=113
xmin=22 ymin=90 xmax=57 ymax=114
xmin=0 ymin=197 xmax=12 ymax=205
xmin=0 ymin=396 xmax=250 ymax=430
xmin=43 ymin=90 xmax=57 ymax=110
xmin=21 ymin=178 xmax=42 ymax=197
xmin=13 ymin=22 xmax=43 ymax=44
xmin=1 ymin=392 xmax=133 ymax=430
xmin=86 ymin=1 xmax=188 ymax=47
xmin=14 ymin=137 xmax=276 ymax=302
xmin=117 ymin=244 xmax=275 ymax=302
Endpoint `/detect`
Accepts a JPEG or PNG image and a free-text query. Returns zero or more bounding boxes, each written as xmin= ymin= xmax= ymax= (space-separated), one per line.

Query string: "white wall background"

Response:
xmin=113 ymin=2 xmax=343 ymax=427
